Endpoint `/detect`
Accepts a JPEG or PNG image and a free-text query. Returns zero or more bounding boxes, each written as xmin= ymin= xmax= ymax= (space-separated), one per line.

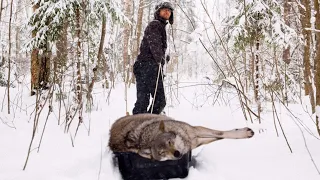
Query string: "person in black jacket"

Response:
xmin=132 ymin=2 xmax=174 ymax=115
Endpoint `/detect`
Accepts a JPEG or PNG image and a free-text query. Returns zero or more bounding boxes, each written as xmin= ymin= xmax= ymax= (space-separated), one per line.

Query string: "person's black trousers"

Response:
xmin=132 ymin=60 xmax=166 ymax=115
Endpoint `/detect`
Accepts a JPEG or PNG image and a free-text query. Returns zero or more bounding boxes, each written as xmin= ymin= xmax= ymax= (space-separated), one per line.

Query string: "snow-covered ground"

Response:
xmin=0 ymin=79 xmax=320 ymax=180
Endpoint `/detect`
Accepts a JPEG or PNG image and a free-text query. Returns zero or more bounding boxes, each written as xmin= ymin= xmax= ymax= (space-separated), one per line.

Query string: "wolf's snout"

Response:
xmin=173 ymin=150 xmax=181 ymax=158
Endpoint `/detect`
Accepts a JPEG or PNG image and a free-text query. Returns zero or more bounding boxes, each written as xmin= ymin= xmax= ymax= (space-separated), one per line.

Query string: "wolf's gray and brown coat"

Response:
xmin=109 ymin=114 xmax=254 ymax=161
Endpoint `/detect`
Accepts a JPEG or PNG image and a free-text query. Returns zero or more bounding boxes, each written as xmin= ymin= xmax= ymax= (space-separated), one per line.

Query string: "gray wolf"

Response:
xmin=109 ymin=113 xmax=254 ymax=161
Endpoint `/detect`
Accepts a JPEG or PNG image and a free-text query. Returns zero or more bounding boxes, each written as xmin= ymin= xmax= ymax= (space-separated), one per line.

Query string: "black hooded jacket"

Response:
xmin=136 ymin=11 xmax=168 ymax=64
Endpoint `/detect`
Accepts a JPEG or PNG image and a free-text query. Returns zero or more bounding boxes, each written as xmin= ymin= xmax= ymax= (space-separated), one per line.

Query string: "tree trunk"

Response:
xmin=7 ymin=0 xmax=13 ymax=114
xmin=131 ymin=0 xmax=144 ymax=84
xmin=75 ymin=5 xmax=83 ymax=123
xmin=15 ymin=0 xmax=22 ymax=77
xmin=133 ymin=0 xmax=144 ymax=61
xmin=313 ymin=0 xmax=320 ymax=136
xmin=0 ymin=0 xmax=3 ymax=22
xmin=30 ymin=2 xmax=52 ymax=95
xmin=55 ymin=23 xmax=68 ymax=85
xmin=255 ymin=39 xmax=261 ymax=123
xmin=38 ymin=50 xmax=51 ymax=90
xmin=97 ymin=14 xmax=109 ymax=88
xmin=301 ymin=0 xmax=311 ymax=96
xmin=123 ymin=0 xmax=132 ymax=114
xmin=31 ymin=3 xmax=40 ymax=95
xmin=97 ymin=14 xmax=106 ymax=67
xmin=123 ymin=0 xmax=132 ymax=83
xmin=283 ymin=0 xmax=291 ymax=64
xmin=300 ymin=0 xmax=315 ymax=112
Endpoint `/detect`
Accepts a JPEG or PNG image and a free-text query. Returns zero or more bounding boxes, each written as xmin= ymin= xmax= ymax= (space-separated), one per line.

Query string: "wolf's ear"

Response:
xmin=159 ymin=121 xmax=165 ymax=132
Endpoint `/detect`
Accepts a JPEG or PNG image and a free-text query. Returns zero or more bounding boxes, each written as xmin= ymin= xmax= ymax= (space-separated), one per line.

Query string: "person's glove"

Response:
xmin=160 ymin=55 xmax=170 ymax=65
xmin=166 ymin=55 xmax=170 ymax=63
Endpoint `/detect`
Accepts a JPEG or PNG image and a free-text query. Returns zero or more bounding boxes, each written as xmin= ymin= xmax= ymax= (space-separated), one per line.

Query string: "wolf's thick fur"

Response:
xmin=109 ymin=113 xmax=254 ymax=161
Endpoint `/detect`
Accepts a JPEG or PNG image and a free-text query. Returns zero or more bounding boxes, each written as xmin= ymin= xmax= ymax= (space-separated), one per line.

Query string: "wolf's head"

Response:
xmin=150 ymin=121 xmax=187 ymax=161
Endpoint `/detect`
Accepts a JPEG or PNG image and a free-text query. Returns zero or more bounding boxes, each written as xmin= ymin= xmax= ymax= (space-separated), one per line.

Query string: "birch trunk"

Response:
xmin=255 ymin=39 xmax=261 ymax=123
xmin=75 ymin=5 xmax=83 ymax=123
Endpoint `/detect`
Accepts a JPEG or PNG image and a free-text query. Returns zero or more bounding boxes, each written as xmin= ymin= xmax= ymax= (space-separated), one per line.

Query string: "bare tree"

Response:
xmin=300 ymin=0 xmax=315 ymax=113
xmin=30 ymin=3 xmax=40 ymax=95
xmin=254 ymin=36 xmax=262 ymax=122
xmin=15 ymin=0 xmax=22 ymax=77
xmin=7 ymin=0 xmax=13 ymax=114
xmin=314 ymin=0 xmax=320 ymax=136
xmin=283 ymin=0 xmax=291 ymax=64
xmin=0 ymin=0 xmax=3 ymax=22
xmin=122 ymin=0 xmax=132 ymax=83
xmin=123 ymin=0 xmax=132 ymax=114
xmin=97 ymin=13 xmax=109 ymax=88
xmin=75 ymin=3 xmax=83 ymax=126
xmin=130 ymin=0 xmax=145 ymax=84
xmin=133 ymin=0 xmax=144 ymax=61
xmin=55 ymin=23 xmax=68 ymax=85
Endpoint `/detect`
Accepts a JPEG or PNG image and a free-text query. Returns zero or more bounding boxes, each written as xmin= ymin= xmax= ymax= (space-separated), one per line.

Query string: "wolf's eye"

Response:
xmin=168 ymin=140 xmax=173 ymax=146
xmin=158 ymin=151 xmax=165 ymax=156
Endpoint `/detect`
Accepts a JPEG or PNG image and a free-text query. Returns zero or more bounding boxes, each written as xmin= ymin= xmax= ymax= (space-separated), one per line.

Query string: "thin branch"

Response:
xmin=0 ymin=115 xmax=16 ymax=129
xmin=271 ymin=92 xmax=293 ymax=152
xmin=97 ymin=137 xmax=103 ymax=180
xmin=23 ymin=88 xmax=51 ymax=170
xmin=37 ymin=86 xmax=54 ymax=152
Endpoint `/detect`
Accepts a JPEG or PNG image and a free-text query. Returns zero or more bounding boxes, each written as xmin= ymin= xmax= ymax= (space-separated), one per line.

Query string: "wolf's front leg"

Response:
xmin=191 ymin=126 xmax=254 ymax=149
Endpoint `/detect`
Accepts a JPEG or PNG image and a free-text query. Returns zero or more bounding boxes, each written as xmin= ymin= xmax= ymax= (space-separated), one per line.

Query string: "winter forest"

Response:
xmin=1 ymin=0 xmax=320 ymax=179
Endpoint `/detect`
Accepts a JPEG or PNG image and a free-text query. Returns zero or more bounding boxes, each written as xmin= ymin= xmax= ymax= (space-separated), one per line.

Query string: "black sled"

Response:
xmin=113 ymin=151 xmax=192 ymax=180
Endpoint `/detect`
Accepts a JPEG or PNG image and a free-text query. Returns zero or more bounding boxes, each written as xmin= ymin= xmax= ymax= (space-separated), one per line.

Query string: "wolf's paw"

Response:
xmin=245 ymin=127 xmax=254 ymax=138
xmin=234 ymin=127 xmax=254 ymax=138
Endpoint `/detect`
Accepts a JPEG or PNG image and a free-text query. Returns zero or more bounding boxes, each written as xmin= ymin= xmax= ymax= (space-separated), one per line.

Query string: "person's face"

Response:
xmin=159 ymin=8 xmax=172 ymax=20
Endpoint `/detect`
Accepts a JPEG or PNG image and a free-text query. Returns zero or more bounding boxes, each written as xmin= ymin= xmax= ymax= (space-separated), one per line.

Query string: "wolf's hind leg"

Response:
xmin=192 ymin=137 xmax=223 ymax=149
xmin=193 ymin=126 xmax=254 ymax=139
xmin=191 ymin=126 xmax=254 ymax=149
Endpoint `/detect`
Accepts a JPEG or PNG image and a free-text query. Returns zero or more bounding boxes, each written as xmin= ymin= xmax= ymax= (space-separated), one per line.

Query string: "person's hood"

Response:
xmin=153 ymin=1 xmax=174 ymax=24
